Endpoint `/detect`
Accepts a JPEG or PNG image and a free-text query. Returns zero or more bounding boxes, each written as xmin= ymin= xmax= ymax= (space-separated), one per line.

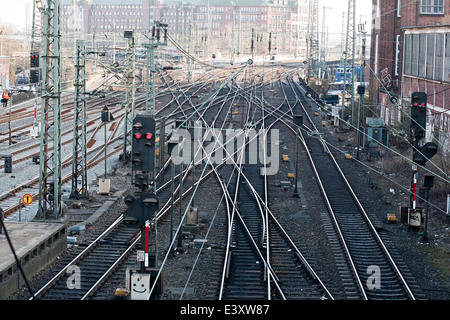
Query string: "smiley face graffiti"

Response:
xmin=130 ymin=273 xmax=151 ymax=300
xmin=132 ymin=276 xmax=147 ymax=294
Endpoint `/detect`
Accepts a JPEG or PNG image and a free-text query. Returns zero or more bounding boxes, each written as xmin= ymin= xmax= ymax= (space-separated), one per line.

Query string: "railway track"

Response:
xmin=7 ymin=62 xmax=425 ymax=301
xmin=29 ymin=214 xmax=139 ymax=300
xmin=16 ymin=66 xmax=234 ymax=299
xmin=286 ymin=76 xmax=418 ymax=300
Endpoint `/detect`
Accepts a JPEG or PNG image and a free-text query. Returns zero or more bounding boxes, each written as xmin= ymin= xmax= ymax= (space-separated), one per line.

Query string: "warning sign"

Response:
xmin=22 ymin=194 xmax=33 ymax=205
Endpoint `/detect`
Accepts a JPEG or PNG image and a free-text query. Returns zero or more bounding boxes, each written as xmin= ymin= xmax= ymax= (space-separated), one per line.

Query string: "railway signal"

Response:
xmin=410 ymin=92 xmax=427 ymax=144
xmin=4 ymin=156 xmax=12 ymax=173
xmin=30 ymin=69 xmax=40 ymax=83
xmin=412 ymin=142 xmax=438 ymax=165
xmin=406 ymin=92 xmax=438 ymax=230
xmin=132 ymin=115 xmax=156 ymax=173
xmin=123 ymin=192 xmax=159 ymax=229
xmin=30 ymin=53 xmax=40 ymax=68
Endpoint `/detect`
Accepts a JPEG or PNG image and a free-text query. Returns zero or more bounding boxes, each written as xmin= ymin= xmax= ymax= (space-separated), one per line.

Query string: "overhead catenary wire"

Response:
xmin=287 ymin=72 xmax=449 ymax=217
xmin=146 ymin=62 xmax=252 ymax=299
xmin=363 ymin=62 xmax=450 ymax=179
xmin=329 ymin=59 xmax=449 ymax=180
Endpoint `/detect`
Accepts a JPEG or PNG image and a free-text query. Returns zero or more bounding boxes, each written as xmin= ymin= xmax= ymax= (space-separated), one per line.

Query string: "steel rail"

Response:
xmin=287 ymin=74 xmax=416 ymax=300
xmin=30 ymin=215 xmax=125 ymax=299
xmin=206 ymin=72 xmax=331 ymax=300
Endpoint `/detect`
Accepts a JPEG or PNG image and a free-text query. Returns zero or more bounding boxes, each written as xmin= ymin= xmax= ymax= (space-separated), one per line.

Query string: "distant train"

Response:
xmin=334 ymin=65 xmax=363 ymax=83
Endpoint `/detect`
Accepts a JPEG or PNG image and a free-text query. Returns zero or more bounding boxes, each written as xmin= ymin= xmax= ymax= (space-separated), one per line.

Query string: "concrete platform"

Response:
xmin=0 ymin=221 xmax=66 ymax=299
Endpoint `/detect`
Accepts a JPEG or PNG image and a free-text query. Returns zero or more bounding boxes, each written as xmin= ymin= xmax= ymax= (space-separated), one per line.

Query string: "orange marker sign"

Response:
xmin=22 ymin=194 xmax=33 ymax=205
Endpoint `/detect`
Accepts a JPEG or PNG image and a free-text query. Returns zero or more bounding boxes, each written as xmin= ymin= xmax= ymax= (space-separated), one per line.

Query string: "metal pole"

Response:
xmin=423 ymin=187 xmax=430 ymax=241
xmin=170 ymin=162 xmax=175 ymax=252
xmin=122 ymin=34 xmax=135 ymax=161
xmin=140 ymin=225 xmax=146 ymax=273
xmin=357 ymin=93 xmax=362 ymax=160
xmin=71 ymin=40 xmax=88 ymax=200
xmin=37 ymin=0 xmax=62 ymax=220
xmin=340 ymin=0 xmax=356 ymax=130
xmin=104 ymin=123 xmax=107 ymax=179
xmin=0 ymin=208 xmax=3 ymax=234
xmin=293 ymin=132 xmax=299 ymax=197
xmin=177 ymin=162 xmax=183 ymax=248
xmin=8 ymin=95 xmax=11 ymax=145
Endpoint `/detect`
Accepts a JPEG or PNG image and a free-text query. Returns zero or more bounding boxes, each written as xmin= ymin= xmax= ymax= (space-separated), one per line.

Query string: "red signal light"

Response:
xmin=145 ymin=133 xmax=153 ymax=140
xmin=135 ymin=132 xmax=142 ymax=139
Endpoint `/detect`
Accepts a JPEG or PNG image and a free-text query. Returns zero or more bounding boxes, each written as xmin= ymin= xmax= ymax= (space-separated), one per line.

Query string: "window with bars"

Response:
xmin=420 ymin=0 xmax=445 ymax=14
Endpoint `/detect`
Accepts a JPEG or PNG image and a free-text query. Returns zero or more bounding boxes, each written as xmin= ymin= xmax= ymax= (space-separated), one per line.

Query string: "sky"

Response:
xmin=0 ymin=0 xmax=33 ymax=30
xmin=0 ymin=0 xmax=373 ymax=33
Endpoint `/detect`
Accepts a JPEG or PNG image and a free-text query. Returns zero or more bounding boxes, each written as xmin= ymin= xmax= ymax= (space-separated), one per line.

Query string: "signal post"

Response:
xmin=117 ymin=22 xmax=170 ymax=299
xmin=117 ymin=114 xmax=162 ymax=300
xmin=402 ymin=92 xmax=437 ymax=237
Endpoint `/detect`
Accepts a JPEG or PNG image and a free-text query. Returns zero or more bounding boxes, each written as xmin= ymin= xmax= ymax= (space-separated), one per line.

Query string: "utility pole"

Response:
xmin=231 ymin=8 xmax=235 ymax=65
xmin=356 ymin=24 xmax=366 ymax=161
xmin=31 ymin=0 xmax=42 ymax=55
xmin=122 ymin=30 xmax=136 ymax=162
xmin=70 ymin=40 xmax=88 ymax=200
xmin=36 ymin=0 xmax=62 ymax=220
xmin=340 ymin=0 xmax=356 ymax=129
xmin=30 ymin=0 xmax=43 ymax=136
xmin=206 ymin=0 xmax=211 ymax=60
xmin=320 ymin=7 xmax=331 ymax=79
xmin=142 ymin=22 xmax=168 ymax=193
xmin=187 ymin=22 xmax=193 ymax=81
xmin=269 ymin=32 xmax=274 ymax=88
xmin=144 ymin=22 xmax=168 ymax=116
xmin=306 ymin=0 xmax=319 ymax=81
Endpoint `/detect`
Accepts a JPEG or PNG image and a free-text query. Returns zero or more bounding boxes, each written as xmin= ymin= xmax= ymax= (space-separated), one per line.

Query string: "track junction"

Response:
xmin=4 ymin=61 xmax=429 ymax=301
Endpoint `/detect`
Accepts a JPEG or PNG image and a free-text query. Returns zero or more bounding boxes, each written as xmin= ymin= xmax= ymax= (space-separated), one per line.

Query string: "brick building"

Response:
xmin=158 ymin=0 xmax=310 ymax=58
xmin=62 ymin=0 xmax=158 ymax=34
xmin=62 ymin=0 xmax=309 ymax=58
xmin=370 ymin=0 xmax=450 ymax=152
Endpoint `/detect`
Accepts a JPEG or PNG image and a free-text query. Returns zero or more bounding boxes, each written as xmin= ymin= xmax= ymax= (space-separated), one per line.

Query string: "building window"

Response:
xmin=404 ymin=31 xmax=449 ymax=82
xmin=411 ymin=34 xmax=419 ymax=76
xmin=395 ymin=35 xmax=400 ymax=75
xmin=435 ymin=33 xmax=444 ymax=80
xmin=420 ymin=0 xmax=445 ymax=14
xmin=445 ymin=33 xmax=450 ymax=82
xmin=427 ymin=33 xmax=435 ymax=79
xmin=419 ymin=34 xmax=427 ymax=77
